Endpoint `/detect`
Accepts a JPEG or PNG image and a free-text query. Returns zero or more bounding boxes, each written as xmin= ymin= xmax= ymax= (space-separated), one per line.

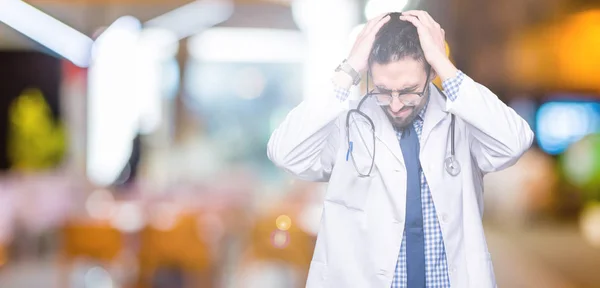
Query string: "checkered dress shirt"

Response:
xmin=334 ymin=70 xmax=466 ymax=288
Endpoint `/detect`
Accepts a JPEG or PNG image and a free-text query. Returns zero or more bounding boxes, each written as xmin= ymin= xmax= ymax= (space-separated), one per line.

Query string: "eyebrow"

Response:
xmin=375 ymin=84 xmax=420 ymax=93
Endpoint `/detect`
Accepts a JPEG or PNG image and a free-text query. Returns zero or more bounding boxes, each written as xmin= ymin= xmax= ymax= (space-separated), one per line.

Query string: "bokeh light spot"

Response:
xmin=276 ymin=215 xmax=292 ymax=231
xmin=271 ymin=230 xmax=290 ymax=249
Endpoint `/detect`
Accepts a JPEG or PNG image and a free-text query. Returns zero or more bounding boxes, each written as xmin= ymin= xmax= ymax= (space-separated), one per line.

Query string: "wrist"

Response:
xmin=336 ymin=59 xmax=362 ymax=86
xmin=346 ymin=57 xmax=363 ymax=73
xmin=332 ymin=70 xmax=354 ymax=90
xmin=430 ymin=55 xmax=458 ymax=82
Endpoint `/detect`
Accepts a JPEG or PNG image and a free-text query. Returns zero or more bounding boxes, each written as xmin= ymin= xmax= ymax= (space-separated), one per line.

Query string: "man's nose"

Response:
xmin=389 ymin=96 xmax=405 ymax=113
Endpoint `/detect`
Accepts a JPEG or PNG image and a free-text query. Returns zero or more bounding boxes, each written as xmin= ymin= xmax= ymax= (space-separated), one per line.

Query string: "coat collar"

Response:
xmin=357 ymin=83 xmax=449 ymax=164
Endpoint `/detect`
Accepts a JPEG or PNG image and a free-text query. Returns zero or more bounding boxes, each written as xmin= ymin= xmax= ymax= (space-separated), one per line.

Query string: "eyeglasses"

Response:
xmin=368 ymin=87 xmax=429 ymax=107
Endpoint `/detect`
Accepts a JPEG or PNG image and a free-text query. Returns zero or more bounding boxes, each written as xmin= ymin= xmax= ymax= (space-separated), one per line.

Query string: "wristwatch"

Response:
xmin=335 ymin=59 xmax=361 ymax=86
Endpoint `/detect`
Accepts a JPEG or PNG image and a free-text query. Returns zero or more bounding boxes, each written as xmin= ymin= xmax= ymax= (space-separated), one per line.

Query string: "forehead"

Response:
xmin=370 ymin=58 xmax=427 ymax=89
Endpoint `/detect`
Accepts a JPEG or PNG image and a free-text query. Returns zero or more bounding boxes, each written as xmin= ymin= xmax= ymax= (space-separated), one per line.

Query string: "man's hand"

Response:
xmin=346 ymin=13 xmax=391 ymax=73
xmin=400 ymin=11 xmax=458 ymax=81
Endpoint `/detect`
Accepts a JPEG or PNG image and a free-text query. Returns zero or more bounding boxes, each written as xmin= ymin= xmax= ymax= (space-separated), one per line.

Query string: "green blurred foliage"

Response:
xmin=7 ymin=88 xmax=67 ymax=171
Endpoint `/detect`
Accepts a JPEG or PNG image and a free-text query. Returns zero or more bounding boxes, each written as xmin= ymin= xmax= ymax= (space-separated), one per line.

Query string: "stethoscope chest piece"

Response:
xmin=444 ymin=155 xmax=461 ymax=176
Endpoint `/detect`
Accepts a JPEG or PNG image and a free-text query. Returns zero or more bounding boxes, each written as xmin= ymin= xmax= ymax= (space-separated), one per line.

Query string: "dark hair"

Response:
xmin=368 ymin=12 xmax=429 ymax=70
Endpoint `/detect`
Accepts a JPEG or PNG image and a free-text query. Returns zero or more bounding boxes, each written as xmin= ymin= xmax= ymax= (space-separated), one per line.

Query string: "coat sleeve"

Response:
xmin=267 ymin=77 xmax=350 ymax=182
xmin=444 ymin=73 xmax=534 ymax=173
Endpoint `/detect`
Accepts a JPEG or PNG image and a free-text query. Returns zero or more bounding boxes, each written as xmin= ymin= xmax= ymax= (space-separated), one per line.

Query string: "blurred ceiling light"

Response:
xmin=188 ymin=28 xmax=305 ymax=63
xmin=92 ymin=15 xmax=141 ymax=61
xmin=137 ymin=28 xmax=179 ymax=60
xmin=87 ymin=16 xmax=142 ymax=187
xmin=364 ymin=0 xmax=409 ymax=19
xmin=0 ymin=0 xmax=93 ymax=67
xmin=145 ymin=0 xmax=233 ymax=40
xmin=292 ymin=0 xmax=358 ymax=32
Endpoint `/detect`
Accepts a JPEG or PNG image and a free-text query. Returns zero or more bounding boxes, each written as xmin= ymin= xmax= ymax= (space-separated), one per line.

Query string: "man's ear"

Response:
xmin=430 ymin=70 xmax=438 ymax=82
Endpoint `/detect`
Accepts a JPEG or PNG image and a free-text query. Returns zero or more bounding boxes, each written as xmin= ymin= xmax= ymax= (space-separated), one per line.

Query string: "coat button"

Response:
xmin=449 ymin=265 xmax=456 ymax=276
xmin=441 ymin=214 xmax=449 ymax=223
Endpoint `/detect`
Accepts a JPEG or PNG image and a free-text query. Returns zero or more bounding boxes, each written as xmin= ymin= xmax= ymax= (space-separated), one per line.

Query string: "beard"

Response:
xmin=383 ymin=105 xmax=423 ymax=130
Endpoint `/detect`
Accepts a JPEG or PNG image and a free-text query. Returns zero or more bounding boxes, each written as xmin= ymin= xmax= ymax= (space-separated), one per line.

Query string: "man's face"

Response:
xmin=370 ymin=58 xmax=430 ymax=130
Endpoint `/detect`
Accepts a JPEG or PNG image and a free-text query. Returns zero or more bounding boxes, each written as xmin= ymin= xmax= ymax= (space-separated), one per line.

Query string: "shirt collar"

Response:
xmin=417 ymin=89 xmax=430 ymax=121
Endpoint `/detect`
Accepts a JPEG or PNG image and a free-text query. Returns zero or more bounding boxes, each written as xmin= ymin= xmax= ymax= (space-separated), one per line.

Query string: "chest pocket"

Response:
xmin=326 ymin=124 xmax=378 ymax=212
xmin=422 ymin=118 xmax=465 ymax=225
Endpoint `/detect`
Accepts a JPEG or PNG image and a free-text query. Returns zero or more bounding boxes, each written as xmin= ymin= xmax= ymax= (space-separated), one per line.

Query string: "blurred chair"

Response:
xmin=234 ymin=181 xmax=321 ymax=287
xmin=137 ymin=213 xmax=213 ymax=288
xmin=237 ymin=209 xmax=316 ymax=288
xmin=59 ymin=220 xmax=124 ymax=287
xmin=62 ymin=221 xmax=123 ymax=261
xmin=250 ymin=213 xmax=314 ymax=268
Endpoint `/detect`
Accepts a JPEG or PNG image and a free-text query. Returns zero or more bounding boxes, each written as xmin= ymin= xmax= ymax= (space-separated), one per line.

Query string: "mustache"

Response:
xmin=398 ymin=106 xmax=414 ymax=112
xmin=384 ymin=105 xmax=415 ymax=114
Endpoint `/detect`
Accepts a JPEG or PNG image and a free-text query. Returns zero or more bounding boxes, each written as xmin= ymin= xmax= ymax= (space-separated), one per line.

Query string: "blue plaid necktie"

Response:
xmin=399 ymin=124 xmax=426 ymax=287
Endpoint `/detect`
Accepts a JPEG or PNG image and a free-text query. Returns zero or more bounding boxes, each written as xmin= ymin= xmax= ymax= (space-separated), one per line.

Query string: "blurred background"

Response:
xmin=0 ymin=0 xmax=600 ymax=287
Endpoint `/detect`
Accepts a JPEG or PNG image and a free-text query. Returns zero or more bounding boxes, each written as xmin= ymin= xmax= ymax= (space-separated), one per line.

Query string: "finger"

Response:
xmin=362 ymin=15 xmax=390 ymax=41
xmin=420 ymin=11 xmax=438 ymax=27
xmin=356 ymin=23 xmax=369 ymax=40
xmin=357 ymin=15 xmax=381 ymax=39
xmin=364 ymin=13 xmax=391 ymax=36
xmin=399 ymin=15 xmax=426 ymax=32
xmin=402 ymin=10 xmax=435 ymax=28
xmin=368 ymin=15 xmax=391 ymax=36
xmin=365 ymin=12 xmax=390 ymax=31
xmin=415 ymin=11 xmax=436 ymax=28
xmin=400 ymin=10 xmax=425 ymax=21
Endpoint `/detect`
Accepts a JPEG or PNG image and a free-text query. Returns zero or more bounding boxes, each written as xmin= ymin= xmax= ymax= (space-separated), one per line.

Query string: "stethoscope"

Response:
xmin=432 ymin=85 xmax=461 ymax=177
xmin=346 ymin=74 xmax=461 ymax=177
xmin=444 ymin=113 xmax=461 ymax=176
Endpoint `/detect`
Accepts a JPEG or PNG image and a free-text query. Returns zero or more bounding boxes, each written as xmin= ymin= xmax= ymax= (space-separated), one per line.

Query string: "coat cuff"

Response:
xmin=333 ymin=84 xmax=351 ymax=102
xmin=442 ymin=70 xmax=465 ymax=102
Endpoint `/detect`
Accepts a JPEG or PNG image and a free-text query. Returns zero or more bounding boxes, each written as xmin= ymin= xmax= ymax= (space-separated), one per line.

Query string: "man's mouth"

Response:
xmin=392 ymin=107 xmax=413 ymax=117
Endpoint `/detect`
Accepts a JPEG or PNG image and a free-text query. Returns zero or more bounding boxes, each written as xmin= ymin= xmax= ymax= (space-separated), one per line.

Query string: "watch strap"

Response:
xmin=335 ymin=59 xmax=361 ymax=86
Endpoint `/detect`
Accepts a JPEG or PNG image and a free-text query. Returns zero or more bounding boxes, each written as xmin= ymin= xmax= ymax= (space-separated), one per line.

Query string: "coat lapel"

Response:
xmin=419 ymin=85 xmax=456 ymax=228
xmin=355 ymin=86 xmax=453 ymax=223
xmin=421 ymin=83 xmax=450 ymax=150
xmin=356 ymin=98 xmax=406 ymax=221
xmin=359 ymin=97 xmax=404 ymax=166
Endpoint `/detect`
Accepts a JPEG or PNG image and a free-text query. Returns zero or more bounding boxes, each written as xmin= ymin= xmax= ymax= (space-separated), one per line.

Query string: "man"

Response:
xmin=268 ymin=11 xmax=533 ymax=288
